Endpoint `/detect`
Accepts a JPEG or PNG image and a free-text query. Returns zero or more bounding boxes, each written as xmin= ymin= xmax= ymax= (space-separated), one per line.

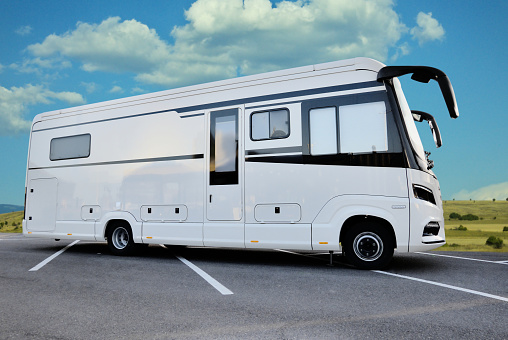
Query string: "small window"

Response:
xmin=309 ymin=107 xmax=337 ymax=155
xmin=251 ymin=109 xmax=289 ymax=140
xmin=50 ymin=134 xmax=91 ymax=161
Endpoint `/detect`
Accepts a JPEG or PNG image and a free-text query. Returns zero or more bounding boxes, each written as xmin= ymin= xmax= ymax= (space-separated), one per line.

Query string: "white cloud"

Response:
xmin=10 ymin=57 xmax=71 ymax=76
xmin=0 ymin=84 xmax=85 ymax=136
xmin=451 ymin=182 xmax=508 ymax=201
xmin=131 ymin=87 xmax=146 ymax=94
xmin=26 ymin=0 xmax=413 ymax=88
xmin=28 ymin=17 xmax=171 ymax=74
xmin=410 ymin=12 xmax=445 ymax=45
xmin=109 ymin=85 xmax=123 ymax=94
xmin=81 ymin=82 xmax=98 ymax=94
xmin=15 ymin=25 xmax=33 ymax=36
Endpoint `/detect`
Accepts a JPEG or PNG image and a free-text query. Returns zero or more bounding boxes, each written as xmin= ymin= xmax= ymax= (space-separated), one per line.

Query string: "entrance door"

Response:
xmin=204 ymin=107 xmax=244 ymax=247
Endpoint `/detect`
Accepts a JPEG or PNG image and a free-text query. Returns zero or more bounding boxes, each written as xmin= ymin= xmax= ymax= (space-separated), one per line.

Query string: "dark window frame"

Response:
xmin=210 ymin=108 xmax=239 ymax=186
xmin=301 ymin=91 xmax=408 ymax=168
xmin=49 ymin=133 xmax=91 ymax=161
xmin=250 ymin=108 xmax=290 ymax=141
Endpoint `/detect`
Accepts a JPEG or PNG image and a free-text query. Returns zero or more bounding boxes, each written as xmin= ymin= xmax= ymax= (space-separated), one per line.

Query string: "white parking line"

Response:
xmin=29 ymin=240 xmax=80 ymax=272
xmin=373 ymin=270 xmax=508 ymax=303
xmin=416 ymin=252 xmax=508 ymax=265
xmin=176 ymin=255 xmax=233 ymax=296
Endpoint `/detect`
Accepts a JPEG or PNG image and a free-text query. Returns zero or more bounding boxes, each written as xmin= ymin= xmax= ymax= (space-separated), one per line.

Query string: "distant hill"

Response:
xmin=0 ymin=204 xmax=23 ymax=214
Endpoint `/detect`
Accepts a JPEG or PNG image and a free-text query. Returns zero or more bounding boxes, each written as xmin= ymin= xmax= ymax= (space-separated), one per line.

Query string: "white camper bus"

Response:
xmin=23 ymin=57 xmax=459 ymax=269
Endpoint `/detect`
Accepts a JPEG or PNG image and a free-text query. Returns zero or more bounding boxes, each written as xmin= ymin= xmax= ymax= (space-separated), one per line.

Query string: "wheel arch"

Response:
xmin=339 ymin=215 xmax=397 ymax=250
xmin=95 ymin=211 xmax=141 ymax=243
xmin=312 ymin=195 xmax=409 ymax=251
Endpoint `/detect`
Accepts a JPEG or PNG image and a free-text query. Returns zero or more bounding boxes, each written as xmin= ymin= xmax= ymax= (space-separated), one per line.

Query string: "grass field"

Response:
xmin=0 ymin=210 xmax=23 ymax=233
xmin=441 ymin=200 xmax=507 ymax=252
xmin=1 ymin=200 xmax=507 ymax=251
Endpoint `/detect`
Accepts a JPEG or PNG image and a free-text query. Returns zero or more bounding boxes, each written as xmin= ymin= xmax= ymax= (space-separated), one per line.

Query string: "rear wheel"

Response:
xmin=343 ymin=222 xmax=394 ymax=269
xmin=107 ymin=222 xmax=135 ymax=256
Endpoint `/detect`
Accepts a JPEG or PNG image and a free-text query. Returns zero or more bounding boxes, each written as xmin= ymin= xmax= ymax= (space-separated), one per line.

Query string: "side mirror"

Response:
xmin=411 ymin=110 xmax=442 ymax=148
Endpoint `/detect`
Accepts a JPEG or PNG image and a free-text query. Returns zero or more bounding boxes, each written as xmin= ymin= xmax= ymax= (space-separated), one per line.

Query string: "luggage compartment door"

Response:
xmin=26 ymin=178 xmax=58 ymax=232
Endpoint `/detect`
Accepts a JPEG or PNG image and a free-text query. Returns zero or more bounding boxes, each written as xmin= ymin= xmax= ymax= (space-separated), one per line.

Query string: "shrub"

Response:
xmin=503 ymin=226 xmax=508 ymax=232
xmin=486 ymin=236 xmax=503 ymax=249
xmin=457 ymin=225 xmax=467 ymax=231
xmin=460 ymin=214 xmax=479 ymax=221
xmin=449 ymin=212 xmax=461 ymax=219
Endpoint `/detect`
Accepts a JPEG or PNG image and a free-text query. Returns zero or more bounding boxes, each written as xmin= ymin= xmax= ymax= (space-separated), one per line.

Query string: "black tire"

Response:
xmin=107 ymin=222 xmax=135 ymax=256
xmin=343 ymin=222 xmax=394 ymax=270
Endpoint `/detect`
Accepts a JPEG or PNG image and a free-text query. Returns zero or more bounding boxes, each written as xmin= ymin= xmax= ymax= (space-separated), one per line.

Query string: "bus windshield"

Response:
xmin=392 ymin=78 xmax=428 ymax=171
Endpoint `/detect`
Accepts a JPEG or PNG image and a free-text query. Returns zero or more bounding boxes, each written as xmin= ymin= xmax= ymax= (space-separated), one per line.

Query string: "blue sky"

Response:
xmin=1 ymin=0 xmax=507 ymax=205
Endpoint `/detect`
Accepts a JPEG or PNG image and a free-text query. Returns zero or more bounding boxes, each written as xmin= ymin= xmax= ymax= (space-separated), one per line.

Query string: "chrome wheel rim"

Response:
xmin=353 ymin=232 xmax=383 ymax=262
xmin=112 ymin=227 xmax=129 ymax=250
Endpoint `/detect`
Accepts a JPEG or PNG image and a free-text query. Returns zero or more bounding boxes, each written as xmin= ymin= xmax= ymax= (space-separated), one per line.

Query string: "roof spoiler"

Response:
xmin=377 ymin=66 xmax=459 ymax=119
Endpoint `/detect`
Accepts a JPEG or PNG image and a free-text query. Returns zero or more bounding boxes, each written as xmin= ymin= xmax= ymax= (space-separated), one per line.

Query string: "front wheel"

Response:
xmin=343 ymin=222 xmax=394 ymax=270
xmin=107 ymin=223 xmax=135 ymax=256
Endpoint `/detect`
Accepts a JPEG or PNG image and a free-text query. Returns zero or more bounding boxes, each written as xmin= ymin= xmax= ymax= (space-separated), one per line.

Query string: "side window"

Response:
xmin=302 ymin=92 xmax=405 ymax=167
xmin=251 ymin=109 xmax=289 ymax=141
xmin=308 ymin=102 xmax=388 ymax=155
xmin=339 ymin=102 xmax=388 ymax=153
xmin=309 ymin=107 xmax=337 ymax=155
xmin=50 ymin=134 xmax=91 ymax=161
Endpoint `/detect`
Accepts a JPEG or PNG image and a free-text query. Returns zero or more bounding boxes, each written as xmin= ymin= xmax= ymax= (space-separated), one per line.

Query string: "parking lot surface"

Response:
xmin=1 ymin=233 xmax=507 ymax=339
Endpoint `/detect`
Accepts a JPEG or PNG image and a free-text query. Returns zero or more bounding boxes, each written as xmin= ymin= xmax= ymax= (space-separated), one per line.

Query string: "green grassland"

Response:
xmin=441 ymin=200 xmax=507 ymax=252
xmin=0 ymin=210 xmax=23 ymax=233
xmin=1 ymin=200 xmax=507 ymax=251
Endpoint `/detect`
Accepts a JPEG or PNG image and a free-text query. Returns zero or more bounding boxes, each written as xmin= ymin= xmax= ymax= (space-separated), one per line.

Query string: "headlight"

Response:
xmin=413 ymin=184 xmax=436 ymax=205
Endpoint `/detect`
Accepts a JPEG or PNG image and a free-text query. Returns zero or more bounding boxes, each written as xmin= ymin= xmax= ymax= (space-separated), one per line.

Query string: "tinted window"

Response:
xmin=50 ymin=134 xmax=91 ymax=161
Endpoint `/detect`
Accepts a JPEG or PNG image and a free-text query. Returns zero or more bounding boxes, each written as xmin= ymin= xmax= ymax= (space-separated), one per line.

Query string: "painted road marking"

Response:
xmin=29 ymin=240 xmax=80 ymax=272
xmin=373 ymin=270 xmax=508 ymax=303
xmin=176 ymin=255 xmax=233 ymax=296
xmin=416 ymin=252 xmax=508 ymax=265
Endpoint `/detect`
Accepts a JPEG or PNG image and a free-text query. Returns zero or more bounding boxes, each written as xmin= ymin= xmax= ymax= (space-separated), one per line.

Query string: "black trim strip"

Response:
xmin=181 ymin=113 xmax=205 ymax=118
xmin=29 ymin=154 xmax=204 ymax=170
xmin=246 ymin=153 xmax=406 ymax=168
xmin=176 ymin=81 xmax=380 ymax=114
xmin=246 ymin=146 xmax=302 ymax=156
xmin=33 ymin=81 xmax=381 ymax=133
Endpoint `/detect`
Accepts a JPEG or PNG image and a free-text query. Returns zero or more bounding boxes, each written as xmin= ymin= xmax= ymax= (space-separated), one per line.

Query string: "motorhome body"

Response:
xmin=23 ymin=57 xmax=459 ymax=269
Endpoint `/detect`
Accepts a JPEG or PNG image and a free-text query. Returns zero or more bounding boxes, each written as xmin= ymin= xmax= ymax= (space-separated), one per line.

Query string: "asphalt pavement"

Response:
xmin=1 ymin=233 xmax=507 ymax=339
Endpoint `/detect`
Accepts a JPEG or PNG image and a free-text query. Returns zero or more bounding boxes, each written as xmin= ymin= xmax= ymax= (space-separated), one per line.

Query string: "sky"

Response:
xmin=1 ymin=0 xmax=507 ymax=205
